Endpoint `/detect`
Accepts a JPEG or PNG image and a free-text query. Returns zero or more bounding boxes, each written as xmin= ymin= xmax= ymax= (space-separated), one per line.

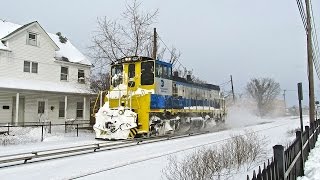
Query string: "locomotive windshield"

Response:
xmin=155 ymin=62 xmax=172 ymax=79
xmin=141 ymin=61 xmax=154 ymax=85
xmin=111 ymin=64 xmax=123 ymax=87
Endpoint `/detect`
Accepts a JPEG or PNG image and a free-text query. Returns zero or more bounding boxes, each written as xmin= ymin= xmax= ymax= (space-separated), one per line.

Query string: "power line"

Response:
xmin=157 ymin=35 xmax=187 ymax=71
xmin=296 ymin=0 xmax=320 ymax=80
xmin=296 ymin=0 xmax=307 ymax=31
xmin=310 ymin=0 xmax=320 ymax=79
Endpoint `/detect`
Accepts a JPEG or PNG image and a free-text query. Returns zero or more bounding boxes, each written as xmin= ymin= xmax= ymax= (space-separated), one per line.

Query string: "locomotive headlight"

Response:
xmin=118 ymin=109 xmax=124 ymax=115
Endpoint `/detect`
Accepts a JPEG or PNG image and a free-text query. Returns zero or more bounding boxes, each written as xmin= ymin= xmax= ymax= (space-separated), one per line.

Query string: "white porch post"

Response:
xmin=83 ymin=96 xmax=87 ymax=120
xmin=100 ymin=91 xmax=103 ymax=107
xmin=64 ymin=96 xmax=68 ymax=121
xmin=15 ymin=93 xmax=19 ymax=125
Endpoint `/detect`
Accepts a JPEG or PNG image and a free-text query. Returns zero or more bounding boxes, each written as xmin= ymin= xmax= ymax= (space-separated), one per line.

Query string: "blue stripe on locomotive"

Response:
xmin=150 ymin=94 xmax=220 ymax=109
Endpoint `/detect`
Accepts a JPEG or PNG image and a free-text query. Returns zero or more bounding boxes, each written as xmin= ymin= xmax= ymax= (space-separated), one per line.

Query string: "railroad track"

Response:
xmin=0 ymin=131 xmax=209 ymax=168
xmin=71 ymin=121 xmax=294 ymax=179
xmin=0 ymin=120 xmax=294 ymax=170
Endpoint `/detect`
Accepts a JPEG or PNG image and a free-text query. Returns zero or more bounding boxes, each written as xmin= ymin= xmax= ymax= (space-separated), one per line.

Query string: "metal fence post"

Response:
xmin=305 ymin=126 xmax=311 ymax=152
xmin=49 ymin=121 xmax=52 ymax=134
xmin=296 ymin=130 xmax=304 ymax=176
xmin=273 ymin=145 xmax=285 ymax=180
xmin=41 ymin=125 xmax=44 ymax=142
xmin=77 ymin=124 xmax=79 ymax=137
xmin=65 ymin=121 xmax=67 ymax=133
xmin=7 ymin=123 xmax=9 ymax=135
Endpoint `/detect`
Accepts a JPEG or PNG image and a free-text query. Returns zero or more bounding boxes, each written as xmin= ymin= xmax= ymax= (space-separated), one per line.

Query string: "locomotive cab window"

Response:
xmin=128 ymin=64 xmax=135 ymax=87
xmin=111 ymin=65 xmax=123 ymax=87
xmin=162 ymin=66 xmax=168 ymax=79
xmin=168 ymin=67 xmax=172 ymax=79
xmin=128 ymin=64 xmax=135 ymax=78
xmin=156 ymin=63 xmax=162 ymax=77
xmin=141 ymin=61 xmax=154 ymax=85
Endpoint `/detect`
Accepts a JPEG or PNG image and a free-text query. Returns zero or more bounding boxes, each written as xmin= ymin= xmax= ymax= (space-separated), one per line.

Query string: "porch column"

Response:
xmin=15 ymin=93 xmax=19 ymax=125
xmin=100 ymin=91 xmax=103 ymax=107
xmin=83 ymin=96 xmax=87 ymax=120
xmin=64 ymin=96 xmax=68 ymax=121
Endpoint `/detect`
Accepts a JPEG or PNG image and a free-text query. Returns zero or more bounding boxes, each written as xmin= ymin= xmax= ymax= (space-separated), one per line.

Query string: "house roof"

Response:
xmin=0 ymin=21 xmax=35 ymax=40
xmin=0 ymin=77 xmax=93 ymax=95
xmin=0 ymin=19 xmax=92 ymax=66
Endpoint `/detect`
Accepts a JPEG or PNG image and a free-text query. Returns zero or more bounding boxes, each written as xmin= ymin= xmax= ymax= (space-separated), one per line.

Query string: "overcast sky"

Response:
xmin=1 ymin=0 xmax=320 ymax=106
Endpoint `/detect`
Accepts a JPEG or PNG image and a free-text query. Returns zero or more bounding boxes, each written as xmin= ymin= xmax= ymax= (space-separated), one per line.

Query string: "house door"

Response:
xmin=37 ymin=99 xmax=48 ymax=123
xmin=12 ymin=97 xmax=25 ymax=125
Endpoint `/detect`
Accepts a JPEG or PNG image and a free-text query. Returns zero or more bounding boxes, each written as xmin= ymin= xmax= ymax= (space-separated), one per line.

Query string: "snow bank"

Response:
xmin=297 ymin=139 xmax=320 ymax=180
xmin=0 ymin=127 xmax=42 ymax=146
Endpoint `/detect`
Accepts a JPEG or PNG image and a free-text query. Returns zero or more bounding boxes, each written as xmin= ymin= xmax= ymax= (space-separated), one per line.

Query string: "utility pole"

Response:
xmin=153 ymin=28 xmax=157 ymax=60
xmin=283 ymin=90 xmax=287 ymax=111
xmin=305 ymin=0 xmax=315 ymax=124
xmin=230 ymin=75 xmax=235 ymax=103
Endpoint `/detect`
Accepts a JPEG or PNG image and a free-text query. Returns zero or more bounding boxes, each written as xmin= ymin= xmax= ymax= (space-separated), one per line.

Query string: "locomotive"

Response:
xmin=93 ymin=56 xmax=226 ymax=140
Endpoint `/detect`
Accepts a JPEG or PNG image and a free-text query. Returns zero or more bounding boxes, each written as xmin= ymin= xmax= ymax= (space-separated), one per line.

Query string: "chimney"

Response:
xmin=173 ymin=71 xmax=179 ymax=77
xmin=186 ymin=75 xmax=192 ymax=81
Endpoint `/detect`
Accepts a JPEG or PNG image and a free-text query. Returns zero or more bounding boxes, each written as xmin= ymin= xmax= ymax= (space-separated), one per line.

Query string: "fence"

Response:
xmin=0 ymin=120 xmax=93 ymax=143
xmin=247 ymin=119 xmax=320 ymax=180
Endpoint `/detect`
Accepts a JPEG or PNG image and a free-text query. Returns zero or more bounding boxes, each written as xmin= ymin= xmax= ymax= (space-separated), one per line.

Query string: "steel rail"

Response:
xmin=0 ymin=131 xmax=208 ymax=168
xmin=71 ymin=121 xmax=293 ymax=179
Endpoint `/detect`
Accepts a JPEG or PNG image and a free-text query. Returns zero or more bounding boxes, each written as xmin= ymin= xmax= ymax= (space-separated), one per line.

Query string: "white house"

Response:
xmin=0 ymin=19 xmax=93 ymax=125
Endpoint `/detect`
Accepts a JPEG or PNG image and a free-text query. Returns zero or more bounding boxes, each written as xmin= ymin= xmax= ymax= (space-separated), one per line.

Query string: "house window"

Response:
xmin=27 ymin=32 xmax=37 ymax=46
xmin=32 ymin=62 xmax=38 ymax=73
xmin=78 ymin=69 xmax=85 ymax=83
xmin=76 ymin=102 xmax=84 ymax=118
xmin=61 ymin=67 xmax=68 ymax=81
xmin=59 ymin=101 xmax=65 ymax=118
xmin=24 ymin=61 xmax=30 ymax=72
xmin=24 ymin=61 xmax=38 ymax=73
xmin=38 ymin=101 xmax=45 ymax=114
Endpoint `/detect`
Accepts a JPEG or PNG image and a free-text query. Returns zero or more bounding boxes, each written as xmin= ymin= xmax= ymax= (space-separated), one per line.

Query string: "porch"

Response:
xmin=0 ymin=89 xmax=93 ymax=125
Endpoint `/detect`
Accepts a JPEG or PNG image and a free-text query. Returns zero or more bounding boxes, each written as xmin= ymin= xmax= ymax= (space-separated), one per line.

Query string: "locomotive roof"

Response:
xmin=113 ymin=56 xmax=172 ymax=66
xmin=112 ymin=56 xmax=154 ymax=65
xmin=173 ymin=76 xmax=220 ymax=91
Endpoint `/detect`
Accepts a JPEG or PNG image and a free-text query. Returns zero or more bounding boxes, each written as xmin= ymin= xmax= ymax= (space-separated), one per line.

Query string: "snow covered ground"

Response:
xmin=0 ymin=113 xmax=310 ymax=180
xmin=297 ymin=139 xmax=320 ymax=180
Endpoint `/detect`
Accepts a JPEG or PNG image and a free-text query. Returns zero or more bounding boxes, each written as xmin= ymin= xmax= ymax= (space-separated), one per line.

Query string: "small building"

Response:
xmin=0 ymin=20 xmax=93 ymax=125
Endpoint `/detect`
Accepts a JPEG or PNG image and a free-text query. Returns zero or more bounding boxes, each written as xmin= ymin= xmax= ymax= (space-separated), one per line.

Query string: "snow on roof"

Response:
xmin=0 ymin=20 xmax=91 ymax=66
xmin=0 ymin=20 xmax=21 ymax=51
xmin=48 ymin=33 xmax=91 ymax=66
xmin=0 ymin=77 xmax=93 ymax=94
xmin=0 ymin=20 xmax=21 ymax=38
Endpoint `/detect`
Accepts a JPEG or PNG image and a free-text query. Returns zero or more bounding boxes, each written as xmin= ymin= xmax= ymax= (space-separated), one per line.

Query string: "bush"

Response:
xmin=162 ymin=130 xmax=268 ymax=180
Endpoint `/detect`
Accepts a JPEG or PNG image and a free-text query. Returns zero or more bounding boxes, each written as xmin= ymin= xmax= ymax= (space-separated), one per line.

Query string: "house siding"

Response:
xmin=0 ymin=24 xmax=90 ymax=88
xmin=0 ymin=95 xmax=12 ymax=122
xmin=0 ymin=22 xmax=93 ymax=125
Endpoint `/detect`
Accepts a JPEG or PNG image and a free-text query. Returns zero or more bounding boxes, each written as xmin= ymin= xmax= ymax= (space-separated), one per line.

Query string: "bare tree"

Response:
xmin=90 ymin=0 xmax=158 ymax=72
xmin=246 ymin=78 xmax=281 ymax=116
xmin=90 ymin=72 xmax=111 ymax=92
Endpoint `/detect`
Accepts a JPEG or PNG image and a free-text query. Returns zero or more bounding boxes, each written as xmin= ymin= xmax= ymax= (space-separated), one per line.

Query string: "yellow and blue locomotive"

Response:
xmin=93 ymin=56 xmax=226 ymax=140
